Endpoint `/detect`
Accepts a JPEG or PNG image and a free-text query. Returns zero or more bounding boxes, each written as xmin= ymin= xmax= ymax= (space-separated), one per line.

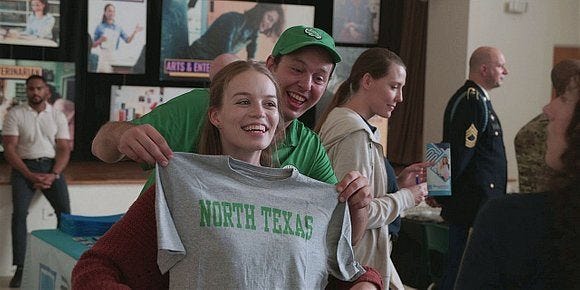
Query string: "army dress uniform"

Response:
xmin=437 ymin=80 xmax=507 ymax=225
xmin=436 ymin=80 xmax=508 ymax=290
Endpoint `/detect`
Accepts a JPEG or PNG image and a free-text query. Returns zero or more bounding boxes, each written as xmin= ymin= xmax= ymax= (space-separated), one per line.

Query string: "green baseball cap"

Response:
xmin=272 ymin=25 xmax=341 ymax=63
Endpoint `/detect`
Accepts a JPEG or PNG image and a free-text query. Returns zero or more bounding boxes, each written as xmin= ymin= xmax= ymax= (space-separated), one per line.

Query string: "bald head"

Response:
xmin=209 ymin=54 xmax=240 ymax=81
xmin=468 ymin=46 xmax=508 ymax=91
xmin=469 ymin=47 xmax=501 ymax=73
xmin=551 ymin=59 xmax=580 ymax=96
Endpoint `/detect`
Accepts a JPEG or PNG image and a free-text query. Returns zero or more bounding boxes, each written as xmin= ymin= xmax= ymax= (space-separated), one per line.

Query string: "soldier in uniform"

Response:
xmin=435 ymin=46 xmax=509 ymax=290
xmin=514 ymin=59 xmax=580 ymax=193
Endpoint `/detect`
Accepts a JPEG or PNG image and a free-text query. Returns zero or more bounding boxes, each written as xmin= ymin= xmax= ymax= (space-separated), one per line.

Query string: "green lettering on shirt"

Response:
xmin=212 ymin=201 xmax=222 ymax=227
xmin=232 ymin=203 xmax=244 ymax=228
xmin=272 ymin=208 xmax=282 ymax=234
xmin=294 ymin=213 xmax=305 ymax=239
xmin=244 ymin=203 xmax=256 ymax=230
xmin=305 ymin=215 xmax=314 ymax=240
xmin=221 ymin=202 xmax=233 ymax=227
xmin=199 ymin=200 xmax=212 ymax=227
xmin=261 ymin=206 xmax=272 ymax=232
xmin=282 ymin=210 xmax=294 ymax=235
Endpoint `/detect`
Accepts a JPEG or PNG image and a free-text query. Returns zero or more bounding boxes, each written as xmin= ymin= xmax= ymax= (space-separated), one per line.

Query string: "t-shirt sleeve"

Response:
xmin=55 ymin=111 xmax=70 ymax=140
xmin=326 ymin=202 xmax=366 ymax=281
xmin=131 ymin=90 xmax=208 ymax=154
xmin=1 ymin=110 xmax=19 ymax=136
xmin=311 ymin=142 xmax=339 ymax=184
xmin=280 ymin=122 xmax=338 ymax=184
xmin=301 ymin=130 xmax=338 ymax=184
xmin=93 ymin=25 xmax=102 ymax=41
xmin=155 ymin=166 xmax=186 ymax=274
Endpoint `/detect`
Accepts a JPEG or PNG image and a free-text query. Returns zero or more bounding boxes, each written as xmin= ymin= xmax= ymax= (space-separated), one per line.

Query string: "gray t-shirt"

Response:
xmin=155 ymin=153 xmax=364 ymax=289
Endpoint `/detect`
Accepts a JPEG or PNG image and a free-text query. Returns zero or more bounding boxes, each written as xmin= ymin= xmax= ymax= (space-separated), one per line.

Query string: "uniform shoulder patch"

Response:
xmin=466 ymin=87 xmax=479 ymax=100
xmin=465 ymin=123 xmax=478 ymax=148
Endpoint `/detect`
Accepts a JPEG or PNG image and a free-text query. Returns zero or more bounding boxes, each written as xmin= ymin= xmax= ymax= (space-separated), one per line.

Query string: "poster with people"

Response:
xmin=160 ymin=0 xmax=315 ymax=80
xmin=0 ymin=0 xmax=60 ymax=47
xmin=87 ymin=0 xmax=147 ymax=74
xmin=109 ymin=85 xmax=193 ymax=122
xmin=332 ymin=0 xmax=380 ymax=44
xmin=0 ymin=59 xmax=75 ymax=152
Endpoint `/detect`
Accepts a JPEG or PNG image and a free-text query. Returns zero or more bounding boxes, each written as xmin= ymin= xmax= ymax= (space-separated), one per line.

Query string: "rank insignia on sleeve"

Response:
xmin=465 ymin=124 xmax=478 ymax=148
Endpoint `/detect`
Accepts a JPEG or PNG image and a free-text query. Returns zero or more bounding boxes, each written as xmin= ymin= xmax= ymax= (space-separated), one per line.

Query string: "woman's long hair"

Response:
xmin=545 ymin=73 xmax=580 ymax=287
xmin=101 ymin=4 xmax=114 ymax=24
xmin=197 ymin=60 xmax=284 ymax=167
xmin=244 ymin=3 xmax=285 ymax=37
xmin=314 ymin=47 xmax=405 ymax=132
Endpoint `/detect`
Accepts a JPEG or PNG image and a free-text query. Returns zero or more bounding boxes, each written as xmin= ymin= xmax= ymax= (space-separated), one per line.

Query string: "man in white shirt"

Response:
xmin=2 ymin=75 xmax=71 ymax=288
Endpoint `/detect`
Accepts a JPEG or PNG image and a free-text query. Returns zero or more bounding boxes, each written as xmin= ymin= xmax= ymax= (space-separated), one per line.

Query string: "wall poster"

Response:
xmin=87 ymin=0 xmax=147 ymax=74
xmin=0 ymin=59 xmax=76 ymax=152
xmin=160 ymin=0 xmax=315 ymax=80
xmin=0 ymin=0 xmax=61 ymax=47
xmin=110 ymin=85 xmax=193 ymax=122
xmin=332 ymin=0 xmax=380 ymax=44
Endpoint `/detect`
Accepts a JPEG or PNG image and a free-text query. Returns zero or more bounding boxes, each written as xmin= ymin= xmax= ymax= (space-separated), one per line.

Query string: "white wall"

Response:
xmin=0 ymin=184 xmax=141 ymax=276
xmin=424 ymin=0 xmax=580 ymax=188
xmin=424 ymin=0 xmax=470 ymax=144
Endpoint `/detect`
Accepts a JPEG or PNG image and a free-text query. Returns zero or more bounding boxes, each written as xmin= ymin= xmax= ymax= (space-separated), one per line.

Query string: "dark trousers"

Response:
xmin=439 ymin=223 xmax=469 ymax=290
xmin=11 ymin=158 xmax=70 ymax=266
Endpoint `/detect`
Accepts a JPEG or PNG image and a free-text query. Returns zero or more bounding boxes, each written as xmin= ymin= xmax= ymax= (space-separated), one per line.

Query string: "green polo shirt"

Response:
xmin=132 ymin=89 xmax=337 ymax=192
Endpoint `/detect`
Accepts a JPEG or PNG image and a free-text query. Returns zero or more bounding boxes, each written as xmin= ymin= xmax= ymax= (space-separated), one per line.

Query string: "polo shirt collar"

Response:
xmin=25 ymin=102 xmax=53 ymax=113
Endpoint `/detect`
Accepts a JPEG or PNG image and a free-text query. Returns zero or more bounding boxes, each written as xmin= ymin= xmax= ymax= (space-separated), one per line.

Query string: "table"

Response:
xmin=0 ymin=35 xmax=57 ymax=47
xmin=21 ymin=230 xmax=91 ymax=290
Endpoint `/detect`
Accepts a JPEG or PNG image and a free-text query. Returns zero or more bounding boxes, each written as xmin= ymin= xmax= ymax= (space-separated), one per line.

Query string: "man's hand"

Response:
xmin=336 ymin=171 xmax=372 ymax=209
xmin=397 ymin=161 xmax=433 ymax=189
xmin=25 ymin=172 xmax=46 ymax=185
xmin=30 ymin=173 xmax=55 ymax=190
xmin=117 ymin=124 xmax=173 ymax=166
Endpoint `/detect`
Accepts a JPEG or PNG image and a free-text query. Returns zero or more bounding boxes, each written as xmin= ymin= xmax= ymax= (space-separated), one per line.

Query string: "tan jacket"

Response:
xmin=319 ymin=107 xmax=416 ymax=288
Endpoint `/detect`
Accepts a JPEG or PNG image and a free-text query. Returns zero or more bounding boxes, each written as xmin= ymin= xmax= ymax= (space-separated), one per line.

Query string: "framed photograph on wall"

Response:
xmin=160 ymin=0 xmax=315 ymax=81
xmin=110 ymin=85 xmax=193 ymax=122
xmin=0 ymin=59 xmax=76 ymax=152
xmin=87 ymin=0 xmax=147 ymax=74
xmin=0 ymin=0 xmax=61 ymax=47
xmin=332 ymin=0 xmax=380 ymax=44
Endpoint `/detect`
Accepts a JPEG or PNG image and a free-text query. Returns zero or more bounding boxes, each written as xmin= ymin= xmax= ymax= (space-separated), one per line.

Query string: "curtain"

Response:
xmin=385 ymin=0 xmax=429 ymax=166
